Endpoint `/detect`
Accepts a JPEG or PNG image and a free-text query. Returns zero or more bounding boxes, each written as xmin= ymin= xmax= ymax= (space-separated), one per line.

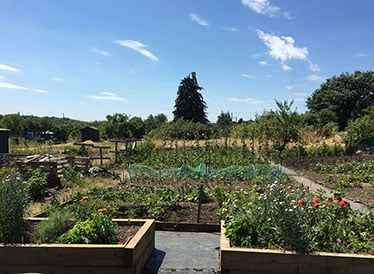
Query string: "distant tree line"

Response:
xmin=1 ymin=71 xmax=372 ymax=153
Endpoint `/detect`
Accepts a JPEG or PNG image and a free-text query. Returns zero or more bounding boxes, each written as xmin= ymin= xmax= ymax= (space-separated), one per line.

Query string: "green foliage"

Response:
xmin=311 ymin=160 xmax=374 ymax=189
xmin=33 ymin=209 xmax=72 ymax=243
xmin=58 ymin=212 xmax=117 ymax=244
xmin=173 ymin=72 xmax=209 ymax=124
xmin=26 ymin=168 xmax=48 ymax=201
xmin=148 ymin=119 xmax=213 ymax=140
xmin=306 ymin=71 xmax=374 ymax=130
xmin=344 ymin=105 xmax=374 ymax=153
xmin=223 ymin=177 xmax=374 ymax=254
xmin=216 ymin=111 xmax=234 ymax=137
xmin=60 ymin=166 xmax=83 ymax=188
xmin=0 ymin=171 xmax=28 ymax=244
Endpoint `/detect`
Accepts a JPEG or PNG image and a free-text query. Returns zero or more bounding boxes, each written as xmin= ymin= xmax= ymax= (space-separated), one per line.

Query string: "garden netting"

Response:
xmin=127 ymin=163 xmax=285 ymax=181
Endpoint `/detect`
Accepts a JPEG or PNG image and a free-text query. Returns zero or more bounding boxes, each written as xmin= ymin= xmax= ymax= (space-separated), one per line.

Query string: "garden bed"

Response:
xmin=220 ymin=222 xmax=374 ymax=274
xmin=0 ymin=218 xmax=155 ymax=274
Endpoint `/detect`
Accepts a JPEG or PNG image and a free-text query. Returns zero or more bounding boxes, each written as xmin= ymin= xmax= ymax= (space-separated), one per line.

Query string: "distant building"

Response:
xmin=81 ymin=126 xmax=100 ymax=142
xmin=0 ymin=128 xmax=10 ymax=153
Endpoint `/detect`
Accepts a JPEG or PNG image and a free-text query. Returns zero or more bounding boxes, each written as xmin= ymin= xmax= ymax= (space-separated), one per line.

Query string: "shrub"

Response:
xmin=58 ymin=212 xmax=117 ymax=244
xmin=0 ymin=172 xmax=28 ymax=244
xmin=27 ymin=168 xmax=48 ymax=201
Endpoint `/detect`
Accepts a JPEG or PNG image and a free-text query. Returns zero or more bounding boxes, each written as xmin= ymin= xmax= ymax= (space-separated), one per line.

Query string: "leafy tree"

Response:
xmin=306 ymin=71 xmax=374 ymax=130
xmin=129 ymin=116 xmax=145 ymax=138
xmin=173 ymin=72 xmax=208 ymax=124
xmin=144 ymin=113 xmax=167 ymax=133
xmin=270 ymin=100 xmax=302 ymax=162
xmin=344 ymin=105 xmax=374 ymax=153
xmin=105 ymin=113 xmax=131 ymax=139
xmin=216 ymin=111 xmax=233 ymax=137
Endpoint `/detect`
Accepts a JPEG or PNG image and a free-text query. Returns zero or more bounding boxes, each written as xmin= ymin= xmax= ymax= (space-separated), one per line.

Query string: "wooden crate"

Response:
xmin=0 ymin=219 xmax=155 ymax=274
xmin=220 ymin=221 xmax=374 ymax=274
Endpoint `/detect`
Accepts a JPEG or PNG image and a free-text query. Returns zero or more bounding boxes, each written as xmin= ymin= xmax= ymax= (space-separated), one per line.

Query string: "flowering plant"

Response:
xmin=223 ymin=177 xmax=374 ymax=254
xmin=0 ymin=170 xmax=29 ymax=244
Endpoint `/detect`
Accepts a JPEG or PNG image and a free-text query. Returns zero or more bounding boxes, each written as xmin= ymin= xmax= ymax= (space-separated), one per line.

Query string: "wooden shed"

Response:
xmin=81 ymin=126 xmax=100 ymax=142
xmin=0 ymin=128 xmax=10 ymax=153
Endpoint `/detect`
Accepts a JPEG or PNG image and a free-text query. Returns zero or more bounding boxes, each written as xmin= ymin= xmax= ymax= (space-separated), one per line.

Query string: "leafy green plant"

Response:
xmin=27 ymin=168 xmax=48 ymax=201
xmin=0 ymin=171 xmax=28 ymax=244
xmin=33 ymin=209 xmax=72 ymax=243
xmin=58 ymin=212 xmax=117 ymax=244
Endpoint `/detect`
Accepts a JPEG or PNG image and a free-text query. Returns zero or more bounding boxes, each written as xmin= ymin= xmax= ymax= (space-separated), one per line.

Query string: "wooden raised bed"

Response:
xmin=0 ymin=218 xmax=155 ymax=274
xmin=220 ymin=222 xmax=374 ymax=274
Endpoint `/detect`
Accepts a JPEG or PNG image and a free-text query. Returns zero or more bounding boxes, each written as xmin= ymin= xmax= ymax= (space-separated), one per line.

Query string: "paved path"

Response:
xmin=142 ymin=231 xmax=220 ymax=274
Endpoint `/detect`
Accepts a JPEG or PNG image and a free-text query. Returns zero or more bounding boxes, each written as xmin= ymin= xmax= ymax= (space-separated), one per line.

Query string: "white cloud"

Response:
xmin=241 ymin=73 xmax=256 ymax=79
xmin=221 ymin=26 xmax=239 ymax=32
xmin=258 ymin=61 xmax=268 ymax=65
xmin=86 ymin=92 xmax=127 ymax=101
xmin=52 ymin=77 xmax=64 ymax=82
xmin=189 ymin=13 xmax=210 ymax=27
xmin=115 ymin=40 xmax=159 ymax=61
xmin=354 ymin=53 xmax=368 ymax=58
xmin=92 ymin=49 xmax=110 ymax=57
xmin=241 ymin=0 xmax=289 ymax=18
xmin=0 ymin=63 xmax=21 ymax=72
xmin=228 ymin=97 xmax=266 ymax=104
xmin=32 ymin=89 xmax=48 ymax=93
xmin=307 ymin=74 xmax=325 ymax=82
xmin=257 ymin=29 xmax=318 ymax=71
xmin=286 ymin=84 xmax=304 ymax=90
xmin=0 ymin=79 xmax=47 ymax=93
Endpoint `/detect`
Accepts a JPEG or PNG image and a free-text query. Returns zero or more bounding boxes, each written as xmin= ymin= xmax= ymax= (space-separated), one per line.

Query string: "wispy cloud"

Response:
xmin=221 ymin=26 xmax=239 ymax=32
xmin=286 ymin=84 xmax=304 ymax=90
xmin=257 ymin=29 xmax=318 ymax=71
xmin=115 ymin=40 xmax=159 ymax=61
xmin=0 ymin=63 xmax=21 ymax=72
xmin=189 ymin=13 xmax=210 ymax=27
xmin=241 ymin=0 xmax=290 ymax=18
xmin=228 ymin=97 xmax=266 ymax=104
xmin=52 ymin=77 xmax=64 ymax=82
xmin=92 ymin=49 xmax=110 ymax=57
xmin=258 ymin=60 xmax=268 ymax=65
xmin=307 ymin=74 xmax=325 ymax=82
xmin=293 ymin=92 xmax=308 ymax=98
xmin=0 ymin=79 xmax=47 ymax=93
xmin=241 ymin=73 xmax=256 ymax=79
xmin=86 ymin=92 xmax=127 ymax=101
xmin=354 ymin=52 xmax=368 ymax=58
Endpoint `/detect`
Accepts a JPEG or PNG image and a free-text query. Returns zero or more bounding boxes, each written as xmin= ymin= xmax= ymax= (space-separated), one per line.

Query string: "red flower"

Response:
xmin=314 ymin=198 xmax=321 ymax=203
xmin=298 ymin=199 xmax=306 ymax=206
xmin=313 ymin=202 xmax=320 ymax=208
xmin=334 ymin=196 xmax=342 ymax=201
xmin=339 ymin=199 xmax=349 ymax=208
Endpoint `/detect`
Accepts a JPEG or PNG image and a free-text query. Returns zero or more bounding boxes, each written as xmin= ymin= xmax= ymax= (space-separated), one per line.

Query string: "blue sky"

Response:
xmin=0 ymin=0 xmax=373 ymax=122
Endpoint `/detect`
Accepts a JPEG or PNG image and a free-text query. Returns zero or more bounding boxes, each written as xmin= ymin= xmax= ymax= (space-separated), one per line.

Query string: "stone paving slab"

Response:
xmin=142 ymin=231 xmax=220 ymax=274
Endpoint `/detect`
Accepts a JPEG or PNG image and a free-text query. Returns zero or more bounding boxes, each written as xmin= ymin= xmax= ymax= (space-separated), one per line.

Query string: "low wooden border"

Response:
xmin=0 ymin=218 xmax=155 ymax=274
xmin=220 ymin=221 xmax=374 ymax=274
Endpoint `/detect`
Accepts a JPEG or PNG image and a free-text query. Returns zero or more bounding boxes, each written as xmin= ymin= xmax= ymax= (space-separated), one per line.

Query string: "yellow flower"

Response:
xmin=97 ymin=208 xmax=107 ymax=213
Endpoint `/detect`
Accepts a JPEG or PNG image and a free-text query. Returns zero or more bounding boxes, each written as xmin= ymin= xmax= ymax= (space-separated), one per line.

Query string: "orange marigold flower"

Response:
xmin=97 ymin=208 xmax=107 ymax=213
xmin=323 ymin=200 xmax=329 ymax=206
